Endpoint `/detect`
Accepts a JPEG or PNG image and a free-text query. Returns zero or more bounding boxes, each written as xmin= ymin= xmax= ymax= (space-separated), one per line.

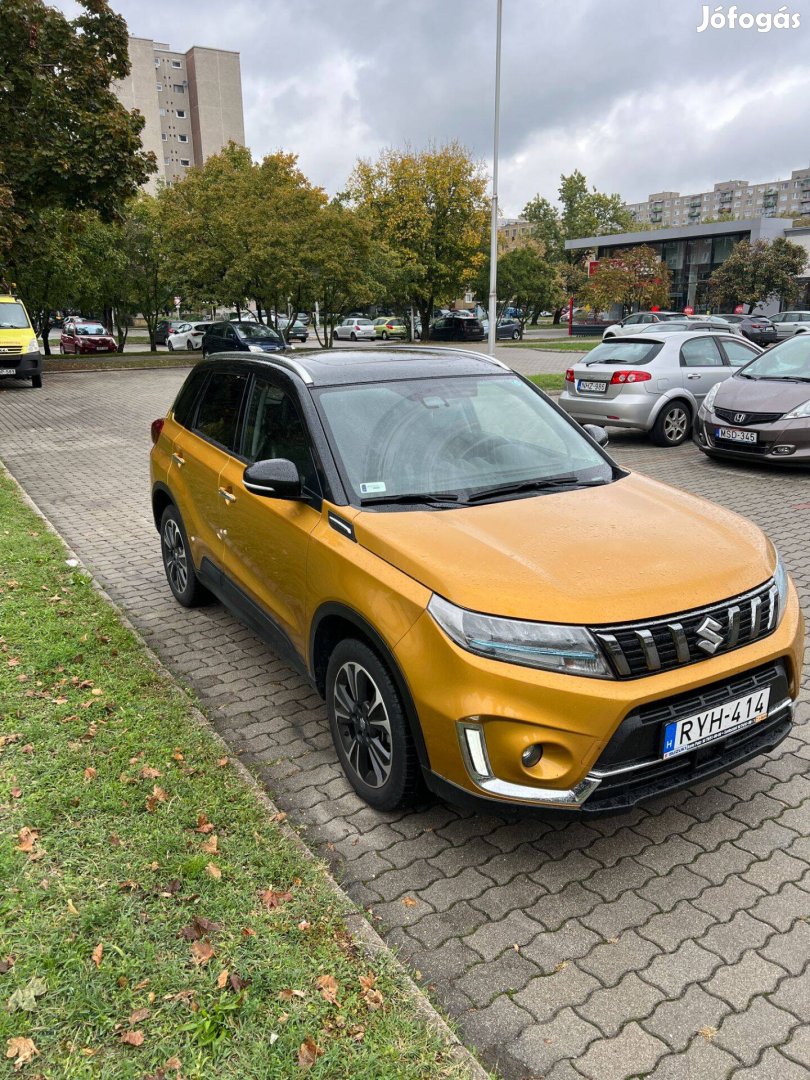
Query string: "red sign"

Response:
xmin=734 ymin=304 xmax=745 ymax=314
xmin=586 ymin=260 xmax=600 ymax=277
xmin=650 ymin=306 xmax=660 ymax=312
xmin=683 ymin=306 xmax=694 ymax=315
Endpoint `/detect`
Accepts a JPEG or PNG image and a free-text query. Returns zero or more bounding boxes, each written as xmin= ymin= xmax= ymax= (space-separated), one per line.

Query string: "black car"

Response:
xmin=429 ymin=314 xmax=485 ymax=342
xmin=202 ymin=321 xmax=288 ymax=358
xmin=717 ymin=314 xmax=778 ymax=347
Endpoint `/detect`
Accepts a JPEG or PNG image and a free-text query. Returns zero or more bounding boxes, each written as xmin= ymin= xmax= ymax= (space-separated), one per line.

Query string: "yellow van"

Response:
xmin=0 ymin=295 xmax=43 ymax=388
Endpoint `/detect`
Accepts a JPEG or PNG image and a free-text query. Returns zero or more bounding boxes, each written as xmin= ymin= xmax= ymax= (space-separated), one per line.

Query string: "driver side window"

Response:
xmin=242 ymin=379 xmax=321 ymax=496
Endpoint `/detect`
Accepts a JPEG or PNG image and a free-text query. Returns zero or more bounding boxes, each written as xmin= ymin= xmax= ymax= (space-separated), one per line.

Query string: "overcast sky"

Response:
xmin=56 ymin=0 xmax=810 ymax=215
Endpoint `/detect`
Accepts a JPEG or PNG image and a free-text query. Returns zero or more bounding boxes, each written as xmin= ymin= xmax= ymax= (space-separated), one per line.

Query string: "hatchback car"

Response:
xmin=149 ymin=348 xmax=801 ymax=814
xmin=429 ymin=314 xmax=486 ymax=342
xmin=333 ymin=318 xmax=375 ymax=342
xmin=373 ymin=317 xmax=408 ymax=341
xmin=60 ymin=320 xmax=117 ymax=354
xmin=480 ymin=317 xmax=523 ymax=340
xmin=769 ymin=311 xmax=810 ymax=339
xmin=167 ymin=322 xmax=213 ymax=352
xmin=716 ymin=314 xmax=777 ymax=347
xmin=629 ymin=318 xmax=741 ymax=337
xmin=0 ymin=294 xmax=42 ymax=388
xmin=202 ymin=321 xmax=287 ymax=357
xmin=695 ymin=335 xmax=810 ymax=465
xmin=559 ymin=331 xmax=761 ymax=446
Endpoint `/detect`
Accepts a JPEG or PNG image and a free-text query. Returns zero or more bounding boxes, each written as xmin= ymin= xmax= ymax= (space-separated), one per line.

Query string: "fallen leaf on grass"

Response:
xmin=139 ymin=766 xmax=162 ymax=780
xmin=297 ymin=1037 xmax=323 ymax=1070
xmin=200 ymin=834 xmax=218 ymax=854
xmin=194 ymin=814 xmax=214 ymax=834
xmin=0 ymin=733 xmax=21 ymax=748
xmin=178 ymin=916 xmax=220 ymax=941
xmin=205 ymin=863 xmax=221 ymax=880
xmin=92 ymin=943 xmax=104 ymax=968
xmin=120 ymin=1029 xmax=144 ymax=1046
xmin=15 ymin=828 xmax=38 ymax=853
xmin=216 ymin=969 xmax=229 ymax=989
xmin=83 ymin=767 xmax=97 ymax=781
xmin=5 ymin=1036 xmax=38 ymax=1069
xmin=90 ymin=688 xmax=104 ymax=697
xmin=362 ymin=988 xmax=384 ymax=1010
xmin=278 ymin=988 xmax=306 ymax=1001
xmin=10 ymin=787 xmax=21 ymax=799
xmin=297 ymin=920 xmax=311 ymax=933
xmin=315 ymin=974 xmax=338 ymax=1005
xmin=0 ymin=957 xmax=15 ymax=975
xmin=7 ymin=976 xmax=47 ymax=1013
xmin=228 ymin=972 xmax=249 ymax=993
xmin=190 ymin=940 xmax=215 ymax=966
xmin=216 ymin=757 xmax=229 ymax=767
xmin=145 ymin=786 xmax=168 ymax=813
xmin=129 ymin=1007 xmax=150 ymax=1024
xmin=259 ymin=889 xmax=292 ymax=910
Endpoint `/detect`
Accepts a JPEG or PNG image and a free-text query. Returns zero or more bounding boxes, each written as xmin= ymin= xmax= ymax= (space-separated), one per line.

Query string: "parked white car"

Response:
xmin=602 ymin=311 xmax=685 ymax=340
xmin=333 ymin=317 xmax=375 ymax=341
xmin=769 ymin=311 xmax=810 ymax=339
xmin=167 ymin=322 xmax=213 ymax=351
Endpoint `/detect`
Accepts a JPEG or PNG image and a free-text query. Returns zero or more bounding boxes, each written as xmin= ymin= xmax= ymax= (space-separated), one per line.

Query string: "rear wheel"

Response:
xmin=381 ymin=331 xmax=388 ymax=340
xmin=512 ymin=329 xmax=520 ymax=340
xmin=167 ymin=340 xmax=174 ymax=352
xmin=159 ymin=505 xmax=212 ymax=608
xmin=650 ymin=399 xmax=691 ymax=447
xmin=350 ymin=331 xmax=357 ymax=341
xmin=326 ymin=639 xmax=420 ymax=811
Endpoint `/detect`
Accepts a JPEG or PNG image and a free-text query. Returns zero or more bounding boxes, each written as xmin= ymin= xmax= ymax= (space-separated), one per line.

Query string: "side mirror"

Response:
xmin=582 ymin=423 xmax=609 ymax=447
xmin=243 ymin=458 xmax=302 ymax=499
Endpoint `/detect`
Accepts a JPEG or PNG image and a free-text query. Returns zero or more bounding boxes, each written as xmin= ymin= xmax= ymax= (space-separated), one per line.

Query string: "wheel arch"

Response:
xmin=151 ymin=482 xmax=174 ymax=532
xmin=309 ymin=602 xmax=430 ymax=770
xmin=646 ymin=389 xmax=697 ymax=430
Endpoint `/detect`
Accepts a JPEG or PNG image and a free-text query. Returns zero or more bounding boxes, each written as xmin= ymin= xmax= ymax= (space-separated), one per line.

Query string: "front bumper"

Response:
xmin=695 ymin=410 xmax=810 ymax=464
xmin=559 ymin=388 xmax=656 ymax=431
xmin=0 ymin=350 xmax=42 ymax=378
xmin=396 ymin=582 xmax=803 ymax=812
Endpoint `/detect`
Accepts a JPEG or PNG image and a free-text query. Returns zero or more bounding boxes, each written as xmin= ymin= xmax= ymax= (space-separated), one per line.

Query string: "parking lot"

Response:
xmin=1 ymin=367 xmax=808 ymax=1080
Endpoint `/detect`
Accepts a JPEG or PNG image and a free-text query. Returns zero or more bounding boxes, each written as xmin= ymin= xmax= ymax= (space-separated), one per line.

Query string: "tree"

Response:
xmin=117 ymin=197 xmax=175 ymax=351
xmin=10 ymin=210 xmax=83 ymax=354
xmin=475 ymin=241 xmax=562 ymax=336
xmin=0 ymin=0 xmax=155 ymax=275
xmin=580 ymin=246 xmax=671 ymax=314
xmin=347 ymin=143 xmax=489 ymax=339
xmin=709 ymin=238 xmax=808 ymax=312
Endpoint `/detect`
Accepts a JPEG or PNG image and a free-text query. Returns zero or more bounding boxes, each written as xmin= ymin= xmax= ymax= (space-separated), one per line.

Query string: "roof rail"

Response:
xmin=376 ymin=344 xmax=510 ymax=370
xmin=219 ymin=350 xmax=315 ymax=385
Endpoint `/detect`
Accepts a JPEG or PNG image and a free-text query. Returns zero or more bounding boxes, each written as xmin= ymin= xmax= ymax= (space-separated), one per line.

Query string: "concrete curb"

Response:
xmin=2 ymin=464 xmax=491 ymax=1080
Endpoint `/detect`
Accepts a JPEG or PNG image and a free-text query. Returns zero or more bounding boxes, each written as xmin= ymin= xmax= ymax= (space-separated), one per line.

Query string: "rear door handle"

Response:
xmin=172 ymin=452 xmax=185 ymax=466
xmin=686 ymin=374 xmax=702 ymax=380
xmin=218 ymin=487 xmax=236 ymax=503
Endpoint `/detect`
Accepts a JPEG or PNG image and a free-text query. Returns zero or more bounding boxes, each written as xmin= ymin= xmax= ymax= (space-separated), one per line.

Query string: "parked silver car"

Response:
xmin=333 ymin=317 xmax=375 ymax=341
xmin=630 ymin=317 xmax=741 ymax=337
xmin=769 ymin=311 xmax=810 ymax=339
xmin=559 ymin=331 xmax=761 ymax=447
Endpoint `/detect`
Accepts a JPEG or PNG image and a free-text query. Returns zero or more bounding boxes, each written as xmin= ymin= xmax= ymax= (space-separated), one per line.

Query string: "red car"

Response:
xmin=60 ymin=320 xmax=117 ymax=354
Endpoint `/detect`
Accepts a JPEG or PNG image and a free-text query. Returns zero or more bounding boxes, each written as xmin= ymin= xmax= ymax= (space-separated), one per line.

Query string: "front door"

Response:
xmin=217 ymin=375 xmax=323 ymax=656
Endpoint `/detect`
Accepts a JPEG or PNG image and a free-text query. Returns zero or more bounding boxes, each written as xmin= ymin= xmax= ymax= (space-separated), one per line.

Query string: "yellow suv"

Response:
xmin=0 ymin=295 xmax=43 ymax=388
xmin=149 ymin=349 xmax=803 ymax=813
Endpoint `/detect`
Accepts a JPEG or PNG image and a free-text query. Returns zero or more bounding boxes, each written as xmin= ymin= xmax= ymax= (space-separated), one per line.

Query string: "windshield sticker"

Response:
xmin=359 ymin=482 xmax=386 ymax=494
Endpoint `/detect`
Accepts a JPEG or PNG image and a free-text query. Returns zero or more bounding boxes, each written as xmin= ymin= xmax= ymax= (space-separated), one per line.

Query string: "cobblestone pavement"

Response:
xmin=1 ymin=370 xmax=808 ymax=1080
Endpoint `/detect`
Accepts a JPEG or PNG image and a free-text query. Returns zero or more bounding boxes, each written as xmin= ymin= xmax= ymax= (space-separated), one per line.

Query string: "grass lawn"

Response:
xmin=0 ymin=472 xmax=480 ymax=1079
xmin=502 ymin=339 xmax=601 ymax=352
xmin=527 ymin=374 xmax=565 ymax=392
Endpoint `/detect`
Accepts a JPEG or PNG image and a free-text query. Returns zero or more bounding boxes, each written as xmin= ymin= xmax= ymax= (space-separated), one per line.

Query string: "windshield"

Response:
xmin=316 ymin=374 xmax=614 ymax=506
xmin=236 ymin=323 xmax=283 ymax=342
xmin=76 ymin=324 xmax=108 ymax=336
xmin=0 ymin=302 xmax=31 ymax=330
xmin=738 ymin=336 xmax=810 ymax=379
xmin=586 ymin=341 xmax=660 ymax=365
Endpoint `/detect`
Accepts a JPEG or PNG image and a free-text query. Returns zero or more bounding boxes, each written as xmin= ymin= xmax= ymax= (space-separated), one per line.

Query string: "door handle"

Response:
xmin=172 ymin=452 xmax=185 ymax=466
xmin=686 ymin=374 xmax=702 ymax=380
xmin=218 ymin=487 xmax=236 ymax=503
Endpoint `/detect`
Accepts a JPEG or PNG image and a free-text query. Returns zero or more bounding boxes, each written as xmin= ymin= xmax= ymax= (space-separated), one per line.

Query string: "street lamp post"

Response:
xmin=487 ymin=0 xmax=503 ymax=356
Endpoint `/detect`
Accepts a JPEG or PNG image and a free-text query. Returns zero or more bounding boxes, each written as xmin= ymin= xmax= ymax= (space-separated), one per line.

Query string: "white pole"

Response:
xmin=487 ymin=0 xmax=503 ymax=356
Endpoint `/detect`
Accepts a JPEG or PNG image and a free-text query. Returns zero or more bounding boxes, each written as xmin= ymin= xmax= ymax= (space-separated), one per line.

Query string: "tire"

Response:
xmin=332 ymin=330 xmax=338 ymax=341
xmin=381 ymin=331 xmax=388 ymax=340
xmin=512 ymin=329 xmax=520 ymax=340
xmin=167 ymin=340 xmax=174 ymax=352
xmin=326 ymin=638 xmax=420 ymax=811
xmin=350 ymin=332 xmax=357 ymax=341
xmin=186 ymin=339 xmax=194 ymax=350
xmin=31 ymin=374 xmax=42 ymax=389
xmin=202 ymin=348 xmax=209 ymax=359
xmin=650 ymin=400 xmax=691 ymax=447
xmin=159 ymin=505 xmax=212 ymax=608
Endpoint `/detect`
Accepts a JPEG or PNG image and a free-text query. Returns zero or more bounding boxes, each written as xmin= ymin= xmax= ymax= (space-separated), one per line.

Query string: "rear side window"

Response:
xmin=172 ymin=368 xmax=208 ymax=428
xmin=680 ymin=338 xmax=724 ymax=367
xmin=193 ymin=372 xmax=249 ymax=451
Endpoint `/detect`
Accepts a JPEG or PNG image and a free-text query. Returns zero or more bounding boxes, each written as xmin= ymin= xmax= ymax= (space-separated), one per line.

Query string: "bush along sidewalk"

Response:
xmin=0 ymin=471 xmax=482 ymax=1080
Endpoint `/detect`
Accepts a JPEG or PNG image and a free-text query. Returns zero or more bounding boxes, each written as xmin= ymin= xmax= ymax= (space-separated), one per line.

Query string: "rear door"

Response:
xmin=679 ymin=336 xmax=729 ymax=403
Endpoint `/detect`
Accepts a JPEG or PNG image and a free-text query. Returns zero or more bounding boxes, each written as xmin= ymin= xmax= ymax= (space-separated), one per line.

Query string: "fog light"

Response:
xmin=521 ymin=744 xmax=544 ymax=768
xmin=772 ymin=445 xmax=795 ymax=456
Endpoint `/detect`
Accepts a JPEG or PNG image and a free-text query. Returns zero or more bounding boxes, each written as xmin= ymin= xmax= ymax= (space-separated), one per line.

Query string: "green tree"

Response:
xmin=119 ymin=197 xmax=175 ymax=351
xmin=0 ymin=0 xmax=155 ymax=275
xmin=10 ymin=209 xmax=83 ymax=354
xmin=475 ymin=241 xmax=562 ymax=336
xmin=346 ymin=143 xmax=489 ymax=339
xmin=580 ymin=246 xmax=671 ymax=314
xmin=708 ymin=238 xmax=808 ymax=312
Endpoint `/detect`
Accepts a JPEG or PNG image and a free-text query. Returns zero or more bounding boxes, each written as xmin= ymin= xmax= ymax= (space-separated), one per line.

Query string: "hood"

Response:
xmin=354 ymin=473 xmax=774 ymax=624
xmin=714 ymin=376 xmax=810 ymax=414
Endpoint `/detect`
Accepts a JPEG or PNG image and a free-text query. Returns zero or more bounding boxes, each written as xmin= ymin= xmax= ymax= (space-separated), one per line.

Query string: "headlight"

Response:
xmin=783 ymin=398 xmax=810 ymax=420
xmin=26 ymin=338 xmax=39 ymax=353
xmin=248 ymin=344 xmax=264 ymax=353
xmin=774 ymin=550 xmax=789 ymax=625
xmin=702 ymin=382 xmax=722 ymax=412
xmin=427 ymin=594 xmax=610 ymax=678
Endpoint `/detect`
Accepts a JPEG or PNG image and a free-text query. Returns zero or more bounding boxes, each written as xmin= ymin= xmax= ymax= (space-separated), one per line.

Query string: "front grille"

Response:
xmin=592 ymin=579 xmax=778 ymax=679
xmin=0 ymin=346 xmax=22 ymax=355
xmin=715 ymin=407 xmax=783 ymax=425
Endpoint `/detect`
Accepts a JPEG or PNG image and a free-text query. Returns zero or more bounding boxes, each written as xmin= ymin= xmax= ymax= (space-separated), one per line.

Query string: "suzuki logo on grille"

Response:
xmin=696 ymin=615 xmax=724 ymax=654
xmin=733 ymin=412 xmax=747 ymax=424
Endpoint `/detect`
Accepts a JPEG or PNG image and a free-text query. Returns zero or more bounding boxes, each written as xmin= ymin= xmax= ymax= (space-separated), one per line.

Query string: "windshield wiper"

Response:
xmin=359 ymin=491 xmax=461 ymax=506
xmin=467 ymin=475 xmax=604 ymax=502
xmin=759 ymin=376 xmax=810 ymax=382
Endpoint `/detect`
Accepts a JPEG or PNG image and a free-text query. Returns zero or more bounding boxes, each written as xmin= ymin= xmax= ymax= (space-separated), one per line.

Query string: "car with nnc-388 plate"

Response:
xmin=149 ymin=346 xmax=802 ymax=814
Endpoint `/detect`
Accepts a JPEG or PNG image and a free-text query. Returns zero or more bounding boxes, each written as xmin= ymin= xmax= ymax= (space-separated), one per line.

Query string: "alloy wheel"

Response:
xmin=332 ymin=661 xmax=393 ymax=789
xmin=663 ymin=406 xmax=689 ymax=443
xmin=162 ymin=518 xmax=188 ymax=595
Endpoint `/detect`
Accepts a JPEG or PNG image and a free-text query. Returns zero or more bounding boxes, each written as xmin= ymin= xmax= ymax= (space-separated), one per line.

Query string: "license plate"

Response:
xmin=662 ymin=687 xmax=770 ymax=759
xmin=0 ymin=368 xmax=16 ymax=376
xmin=715 ymin=427 xmax=757 ymax=444
xmin=578 ymin=379 xmax=608 ymax=393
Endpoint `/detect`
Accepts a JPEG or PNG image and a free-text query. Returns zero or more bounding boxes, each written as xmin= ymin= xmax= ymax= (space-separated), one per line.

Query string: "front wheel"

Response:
xmin=160 ymin=505 xmax=212 ymax=608
xmin=326 ymin=639 xmax=420 ymax=811
xmin=650 ymin=400 xmax=691 ymax=447
xmin=512 ymin=329 xmax=520 ymax=340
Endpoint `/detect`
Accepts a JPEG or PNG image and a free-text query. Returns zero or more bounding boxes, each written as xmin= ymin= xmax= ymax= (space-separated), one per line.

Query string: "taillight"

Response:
xmin=565 ymin=368 xmax=575 ymax=382
xmin=386 ymin=322 xmax=395 ymax=329
xmin=150 ymin=418 xmax=165 ymax=445
xmin=610 ymin=370 xmax=651 ymax=384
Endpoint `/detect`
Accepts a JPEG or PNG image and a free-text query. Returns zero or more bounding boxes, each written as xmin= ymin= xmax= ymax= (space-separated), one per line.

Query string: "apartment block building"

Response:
xmin=625 ymin=167 xmax=810 ymax=228
xmin=114 ymin=36 xmax=245 ymax=192
xmin=497 ymin=217 xmax=537 ymax=251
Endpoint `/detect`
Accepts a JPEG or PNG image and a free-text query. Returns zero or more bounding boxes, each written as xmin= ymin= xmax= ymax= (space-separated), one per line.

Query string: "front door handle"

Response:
xmin=218 ymin=487 xmax=236 ymax=504
xmin=686 ymin=374 xmax=702 ymax=380
xmin=172 ymin=452 xmax=185 ymax=466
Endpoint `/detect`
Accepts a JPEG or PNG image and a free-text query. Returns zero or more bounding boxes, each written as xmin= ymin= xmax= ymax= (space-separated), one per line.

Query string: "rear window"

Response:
xmin=0 ymin=302 xmax=32 ymax=330
xmin=586 ymin=341 xmax=659 ymax=365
